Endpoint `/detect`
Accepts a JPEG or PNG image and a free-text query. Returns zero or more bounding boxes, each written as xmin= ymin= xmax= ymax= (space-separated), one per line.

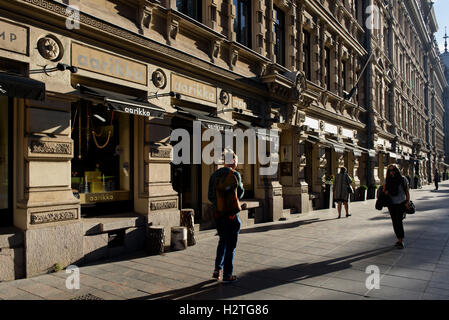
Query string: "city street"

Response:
xmin=1 ymin=182 xmax=449 ymax=300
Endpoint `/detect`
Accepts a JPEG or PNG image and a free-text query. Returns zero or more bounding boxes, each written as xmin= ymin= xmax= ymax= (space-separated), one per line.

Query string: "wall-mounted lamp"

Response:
xmin=29 ymin=63 xmax=78 ymax=75
xmin=148 ymin=91 xmax=181 ymax=100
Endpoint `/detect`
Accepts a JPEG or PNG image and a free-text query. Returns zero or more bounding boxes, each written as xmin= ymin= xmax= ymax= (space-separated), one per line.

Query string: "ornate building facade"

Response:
xmin=0 ymin=0 xmax=447 ymax=280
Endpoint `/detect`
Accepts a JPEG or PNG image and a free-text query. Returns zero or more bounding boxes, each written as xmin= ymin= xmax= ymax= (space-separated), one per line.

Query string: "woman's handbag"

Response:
xmin=404 ymin=201 xmax=416 ymax=214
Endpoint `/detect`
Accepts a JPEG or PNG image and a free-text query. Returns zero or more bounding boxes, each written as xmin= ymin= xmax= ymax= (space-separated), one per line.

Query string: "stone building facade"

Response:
xmin=0 ymin=0 xmax=447 ymax=280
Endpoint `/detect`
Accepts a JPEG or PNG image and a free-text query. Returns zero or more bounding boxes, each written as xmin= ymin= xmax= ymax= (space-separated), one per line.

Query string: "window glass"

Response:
xmin=71 ymin=101 xmax=131 ymax=215
xmin=303 ymin=30 xmax=311 ymax=80
xmin=233 ymin=0 xmax=251 ymax=47
xmin=273 ymin=6 xmax=285 ymax=66
xmin=177 ymin=0 xmax=202 ymax=22
xmin=0 ymin=96 xmax=8 ymax=210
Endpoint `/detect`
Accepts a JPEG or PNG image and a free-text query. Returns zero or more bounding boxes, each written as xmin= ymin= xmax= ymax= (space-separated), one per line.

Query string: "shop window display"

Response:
xmin=71 ymin=101 xmax=132 ymax=215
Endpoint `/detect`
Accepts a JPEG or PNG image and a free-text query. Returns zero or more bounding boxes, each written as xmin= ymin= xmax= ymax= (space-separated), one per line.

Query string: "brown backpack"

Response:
xmin=215 ymin=169 xmax=242 ymax=217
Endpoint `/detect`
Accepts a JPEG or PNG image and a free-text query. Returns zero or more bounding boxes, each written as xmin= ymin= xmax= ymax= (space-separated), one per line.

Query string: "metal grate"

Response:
xmin=71 ymin=293 xmax=104 ymax=300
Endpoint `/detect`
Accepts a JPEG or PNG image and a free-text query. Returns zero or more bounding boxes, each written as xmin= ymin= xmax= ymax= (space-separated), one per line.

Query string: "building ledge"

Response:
xmin=82 ymin=212 xmax=146 ymax=235
xmin=0 ymin=227 xmax=24 ymax=249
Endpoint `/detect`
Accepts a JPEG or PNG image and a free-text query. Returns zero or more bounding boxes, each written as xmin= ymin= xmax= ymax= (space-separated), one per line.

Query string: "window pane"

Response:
xmin=0 ymin=96 xmax=8 ymax=209
xmin=71 ymin=101 xmax=131 ymax=213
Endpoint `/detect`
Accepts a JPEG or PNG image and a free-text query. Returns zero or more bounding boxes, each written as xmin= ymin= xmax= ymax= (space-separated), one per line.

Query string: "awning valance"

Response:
xmin=174 ymin=106 xmax=233 ymax=131
xmin=0 ymin=73 xmax=45 ymax=101
xmin=235 ymin=119 xmax=279 ymax=141
xmin=78 ymin=85 xmax=165 ymax=119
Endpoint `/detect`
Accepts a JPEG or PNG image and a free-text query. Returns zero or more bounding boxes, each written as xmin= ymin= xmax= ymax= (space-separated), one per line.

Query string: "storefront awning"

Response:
xmin=0 ymin=73 xmax=45 ymax=101
xmin=78 ymin=85 xmax=165 ymax=119
xmin=235 ymin=119 xmax=279 ymax=142
xmin=174 ymin=106 xmax=233 ymax=131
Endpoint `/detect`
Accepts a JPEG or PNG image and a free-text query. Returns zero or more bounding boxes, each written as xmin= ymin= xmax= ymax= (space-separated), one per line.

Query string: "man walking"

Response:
xmin=434 ymin=169 xmax=440 ymax=190
xmin=208 ymin=149 xmax=244 ymax=283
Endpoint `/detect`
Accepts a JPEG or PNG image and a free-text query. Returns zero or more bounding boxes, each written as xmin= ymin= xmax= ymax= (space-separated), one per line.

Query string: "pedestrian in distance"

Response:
xmin=207 ymin=149 xmax=244 ymax=283
xmin=333 ymin=167 xmax=353 ymax=219
xmin=434 ymin=169 xmax=440 ymax=191
xmin=383 ymin=164 xmax=411 ymax=249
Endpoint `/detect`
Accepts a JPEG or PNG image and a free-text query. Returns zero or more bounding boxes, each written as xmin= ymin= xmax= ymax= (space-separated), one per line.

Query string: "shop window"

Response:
xmin=233 ymin=0 xmax=251 ymax=47
xmin=177 ymin=0 xmax=202 ymax=22
xmin=71 ymin=101 xmax=132 ymax=216
xmin=0 ymin=96 xmax=12 ymax=226
xmin=273 ymin=5 xmax=285 ymax=66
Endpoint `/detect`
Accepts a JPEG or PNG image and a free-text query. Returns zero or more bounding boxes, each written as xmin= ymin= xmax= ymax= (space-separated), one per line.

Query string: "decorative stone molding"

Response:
xmin=211 ymin=39 xmax=222 ymax=63
xmin=219 ymin=90 xmax=230 ymax=106
xmin=149 ymin=146 xmax=171 ymax=159
xmin=150 ymin=200 xmax=177 ymax=211
xmin=37 ymin=35 xmax=63 ymax=61
xmin=151 ymin=69 xmax=167 ymax=89
xmin=29 ymin=140 xmax=72 ymax=155
xmin=136 ymin=0 xmax=156 ymax=31
xmin=30 ymin=209 xmax=78 ymax=225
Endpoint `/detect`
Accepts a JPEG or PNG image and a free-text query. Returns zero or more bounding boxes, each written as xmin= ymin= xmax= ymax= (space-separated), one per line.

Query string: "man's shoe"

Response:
xmin=395 ymin=241 xmax=404 ymax=249
xmin=212 ymin=270 xmax=221 ymax=280
xmin=222 ymin=275 xmax=237 ymax=283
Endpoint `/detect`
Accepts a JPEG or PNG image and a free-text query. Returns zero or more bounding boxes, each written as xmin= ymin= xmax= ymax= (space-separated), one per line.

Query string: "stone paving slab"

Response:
xmin=1 ymin=182 xmax=449 ymax=300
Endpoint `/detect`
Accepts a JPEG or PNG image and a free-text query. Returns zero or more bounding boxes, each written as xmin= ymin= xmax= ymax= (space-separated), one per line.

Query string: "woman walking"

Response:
xmin=333 ymin=167 xmax=353 ymax=219
xmin=383 ymin=164 xmax=410 ymax=249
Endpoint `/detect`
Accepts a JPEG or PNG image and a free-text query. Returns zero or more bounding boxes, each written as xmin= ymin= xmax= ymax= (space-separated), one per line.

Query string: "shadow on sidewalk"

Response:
xmin=239 ymin=218 xmax=337 ymax=234
xmin=129 ymin=246 xmax=395 ymax=300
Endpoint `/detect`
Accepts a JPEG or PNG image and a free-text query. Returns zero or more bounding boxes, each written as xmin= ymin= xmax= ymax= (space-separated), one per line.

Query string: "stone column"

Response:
xmin=135 ymin=116 xmax=179 ymax=249
xmin=16 ymin=97 xmax=82 ymax=278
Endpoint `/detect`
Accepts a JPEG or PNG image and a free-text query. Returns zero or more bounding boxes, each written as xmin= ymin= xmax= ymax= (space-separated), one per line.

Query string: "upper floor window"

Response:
xmin=325 ymin=47 xmax=331 ymax=90
xmin=342 ymin=59 xmax=347 ymax=92
xmin=177 ymin=0 xmax=202 ymax=22
xmin=273 ymin=6 xmax=285 ymax=66
xmin=233 ymin=0 xmax=251 ymax=47
xmin=303 ymin=29 xmax=311 ymax=80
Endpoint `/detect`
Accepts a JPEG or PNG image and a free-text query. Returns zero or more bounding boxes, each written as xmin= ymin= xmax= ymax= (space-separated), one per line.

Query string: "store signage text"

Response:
xmin=72 ymin=43 xmax=147 ymax=85
xmin=87 ymin=193 xmax=114 ymax=202
xmin=232 ymin=96 xmax=247 ymax=109
xmin=0 ymin=20 xmax=28 ymax=55
xmin=171 ymin=74 xmax=216 ymax=103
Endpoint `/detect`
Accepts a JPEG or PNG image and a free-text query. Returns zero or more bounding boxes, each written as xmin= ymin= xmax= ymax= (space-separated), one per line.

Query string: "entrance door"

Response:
xmin=0 ymin=96 xmax=12 ymax=226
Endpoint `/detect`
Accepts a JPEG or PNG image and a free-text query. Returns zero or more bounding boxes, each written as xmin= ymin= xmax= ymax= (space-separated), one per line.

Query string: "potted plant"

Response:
xmin=359 ymin=185 xmax=368 ymax=201
xmin=368 ymin=184 xmax=378 ymax=199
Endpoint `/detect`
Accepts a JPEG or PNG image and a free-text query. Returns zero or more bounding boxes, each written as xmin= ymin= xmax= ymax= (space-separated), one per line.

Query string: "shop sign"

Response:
xmin=0 ymin=20 xmax=28 ymax=55
xmin=71 ymin=43 xmax=147 ymax=85
xmin=171 ymin=73 xmax=216 ymax=103
xmin=87 ymin=192 xmax=114 ymax=202
xmin=232 ymin=96 xmax=247 ymax=109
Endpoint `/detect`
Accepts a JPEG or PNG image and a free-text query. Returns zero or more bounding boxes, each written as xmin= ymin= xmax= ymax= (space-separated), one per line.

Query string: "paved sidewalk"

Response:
xmin=1 ymin=182 xmax=449 ymax=300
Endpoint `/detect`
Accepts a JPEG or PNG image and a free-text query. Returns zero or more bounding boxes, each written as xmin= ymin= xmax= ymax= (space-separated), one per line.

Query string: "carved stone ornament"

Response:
xmin=295 ymin=72 xmax=306 ymax=98
xmin=319 ymin=120 xmax=325 ymax=131
xmin=152 ymin=69 xmax=167 ymax=89
xmin=150 ymin=200 xmax=177 ymax=211
xmin=37 ymin=35 xmax=63 ymax=61
xmin=29 ymin=140 xmax=71 ymax=155
xmin=338 ymin=126 xmax=343 ymax=135
xmin=219 ymin=90 xmax=230 ymax=105
xmin=30 ymin=210 xmax=77 ymax=225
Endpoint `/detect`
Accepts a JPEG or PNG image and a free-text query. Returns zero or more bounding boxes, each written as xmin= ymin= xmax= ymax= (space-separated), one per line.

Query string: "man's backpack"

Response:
xmin=215 ymin=168 xmax=242 ymax=217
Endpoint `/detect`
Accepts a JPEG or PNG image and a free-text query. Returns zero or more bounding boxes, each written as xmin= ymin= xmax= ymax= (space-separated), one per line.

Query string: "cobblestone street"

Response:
xmin=1 ymin=182 xmax=449 ymax=300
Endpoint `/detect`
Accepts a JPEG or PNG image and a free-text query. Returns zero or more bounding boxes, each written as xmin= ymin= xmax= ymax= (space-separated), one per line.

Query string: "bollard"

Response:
xmin=180 ymin=208 xmax=196 ymax=246
xmin=147 ymin=226 xmax=165 ymax=255
xmin=170 ymin=226 xmax=187 ymax=251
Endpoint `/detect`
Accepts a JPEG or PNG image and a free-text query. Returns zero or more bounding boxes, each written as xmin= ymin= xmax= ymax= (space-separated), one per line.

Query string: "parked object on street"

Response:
xmin=147 ymin=226 xmax=165 ymax=255
xmin=208 ymin=149 xmax=244 ymax=283
xmin=180 ymin=208 xmax=196 ymax=246
xmin=333 ymin=167 xmax=352 ymax=218
xmin=383 ymin=164 xmax=411 ymax=249
xmin=170 ymin=226 xmax=187 ymax=251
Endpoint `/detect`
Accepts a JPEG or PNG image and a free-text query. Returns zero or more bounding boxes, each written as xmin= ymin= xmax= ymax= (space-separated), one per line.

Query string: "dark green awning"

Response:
xmin=78 ymin=85 xmax=165 ymax=119
xmin=0 ymin=73 xmax=45 ymax=101
xmin=174 ymin=106 xmax=233 ymax=131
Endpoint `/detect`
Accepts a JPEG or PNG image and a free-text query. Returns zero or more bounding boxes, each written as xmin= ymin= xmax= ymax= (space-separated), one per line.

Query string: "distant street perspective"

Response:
xmin=1 ymin=182 xmax=449 ymax=300
xmin=1 ymin=0 xmax=449 ymax=304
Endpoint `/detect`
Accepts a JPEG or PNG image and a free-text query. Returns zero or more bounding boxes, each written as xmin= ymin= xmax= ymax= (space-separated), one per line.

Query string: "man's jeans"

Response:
xmin=214 ymin=214 xmax=241 ymax=279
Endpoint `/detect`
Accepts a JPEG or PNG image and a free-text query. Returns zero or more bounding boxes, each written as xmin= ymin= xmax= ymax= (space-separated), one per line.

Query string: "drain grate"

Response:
xmin=71 ymin=293 xmax=104 ymax=300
